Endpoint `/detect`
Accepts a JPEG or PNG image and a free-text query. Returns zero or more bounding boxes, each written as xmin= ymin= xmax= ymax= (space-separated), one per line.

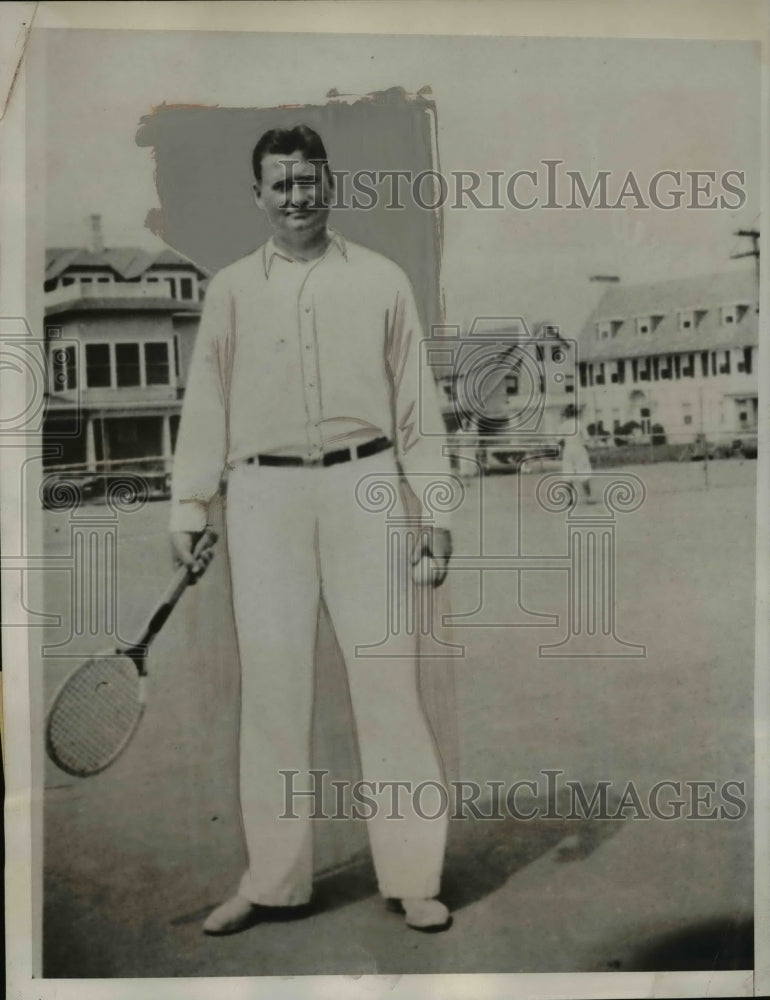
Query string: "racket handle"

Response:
xmin=120 ymin=566 xmax=192 ymax=661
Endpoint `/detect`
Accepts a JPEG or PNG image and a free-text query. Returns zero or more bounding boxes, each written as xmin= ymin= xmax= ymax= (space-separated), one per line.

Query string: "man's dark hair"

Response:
xmin=252 ymin=124 xmax=330 ymax=183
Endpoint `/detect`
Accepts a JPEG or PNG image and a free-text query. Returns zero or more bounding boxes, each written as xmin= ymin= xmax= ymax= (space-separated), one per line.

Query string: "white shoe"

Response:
xmin=400 ymin=897 xmax=452 ymax=932
xmin=202 ymin=894 xmax=261 ymax=935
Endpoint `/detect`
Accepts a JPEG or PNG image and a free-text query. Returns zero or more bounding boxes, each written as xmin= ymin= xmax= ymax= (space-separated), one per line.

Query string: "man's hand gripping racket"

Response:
xmin=45 ymin=529 xmax=217 ymax=778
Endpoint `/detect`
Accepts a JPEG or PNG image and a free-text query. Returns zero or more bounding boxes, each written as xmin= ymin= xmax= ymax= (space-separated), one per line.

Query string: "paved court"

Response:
xmin=41 ymin=458 xmax=755 ymax=976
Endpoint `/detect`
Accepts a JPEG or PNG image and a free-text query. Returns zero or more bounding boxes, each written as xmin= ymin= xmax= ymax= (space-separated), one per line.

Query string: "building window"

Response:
xmin=173 ymin=336 xmax=180 ymax=379
xmin=62 ymin=276 xmax=75 ymax=287
xmin=660 ymin=355 xmax=672 ymax=380
xmin=719 ymin=350 xmax=731 ymax=375
xmin=51 ymin=344 xmax=77 ymax=392
xmin=737 ymin=347 xmax=753 ymax=374
xmin=637 ymin=319 xmax=649 ymax=335
xmin=711 ymin=352 xmax=718 ymax=376
xmin=678 ymin=311 xmax=694 ymax=331
xmin=721 ymin=305 xmax=737 ymax=325
xmin=146 ymin=277 xmax=159 ymax=283
xmin=683 ymin=414 xmax=693 ymax=425
xmin=596 ymin=321 xmax=611 ymax=340
xmin=700 ymin=352 xmax=709 ymax=377
xmin=611 ymin=360 xmax=626 ymax=385
xmin=98 ymin=276 xmax=110 ymax=284
xmin=681 ymin=353 xmax=695 ymax=378
xmin=180 ymin=277 xmax=194 ymax=300
xmin=144 ymin=342 xmax=170 ymax=385
xmin=595 ymin=362 xmax=605 ymax=385
xmin=673 ymin=355 xmax=681 ymax=379
xmin=85 ymin=343 xmax=111 ymax=388
xmin=115 ymin=343 xmax=141 ymax=387
xmin=578 ymin=362 xmax=587 ymax=388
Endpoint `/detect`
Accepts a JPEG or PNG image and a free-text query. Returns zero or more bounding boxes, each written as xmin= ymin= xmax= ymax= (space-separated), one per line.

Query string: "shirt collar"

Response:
xmin=262 ymin=228 xmax=347 ymax=279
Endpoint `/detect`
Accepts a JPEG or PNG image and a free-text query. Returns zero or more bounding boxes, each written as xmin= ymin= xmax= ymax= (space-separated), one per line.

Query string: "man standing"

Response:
xmin=558 ymin=403 xmax=594 ymax=503
xmin=170 ymin=125 xmax=454 ymax=935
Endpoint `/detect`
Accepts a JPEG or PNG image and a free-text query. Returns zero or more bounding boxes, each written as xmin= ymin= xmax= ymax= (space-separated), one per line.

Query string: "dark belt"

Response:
xmin=245 ymin=436 xmax=392 ymax=468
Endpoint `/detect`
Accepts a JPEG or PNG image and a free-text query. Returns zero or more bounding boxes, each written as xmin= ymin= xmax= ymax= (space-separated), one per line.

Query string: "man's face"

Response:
xmin=254 ymin=151 xmax=332 ymax=243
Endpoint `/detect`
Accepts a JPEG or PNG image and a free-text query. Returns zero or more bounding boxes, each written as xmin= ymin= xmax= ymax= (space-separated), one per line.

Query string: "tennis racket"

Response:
xmin=46 ymin=560 xmax=197 ymax=778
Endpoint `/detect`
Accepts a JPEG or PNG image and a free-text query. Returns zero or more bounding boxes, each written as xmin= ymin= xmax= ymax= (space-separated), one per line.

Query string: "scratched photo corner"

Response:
xmin=24 ymin=25 xmax=759 ymax=983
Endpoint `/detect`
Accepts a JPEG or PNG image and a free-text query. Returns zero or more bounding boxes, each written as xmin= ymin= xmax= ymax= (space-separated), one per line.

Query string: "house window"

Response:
xmin=51 ymin=344 xmax=77 ymax=392
xmin=720 ymin=305 xmax=749 ymax=326
xmin=637 ymin=319 xmax=650 ymax=335
xmin=639 ymin=358 xmax=650 ymax=382
xmin=115 ymin=343 xmax=141 ymax=387
xmin=678 ymin=311 xmax=694 ymax=331
xmin=144 ymin=342 xmax=170 ymax=385
xmin=719 ymin=350 xmax=730 ymax=375
xmin=611 ymin=360 xmax=626 ymax=385
xmin=62 ymin=276 xmax=75 ymax=287
xmin=180 ymin=277 xmax=194 ymax=300
xmin=173 ymin=336 xmax=180 ymax=378
xmin=683 ymin=414 xmax=693 ymax=425
xmin=711 ymin=352 xmax=718 ymax=376
xmin=595 ymin=362 xmax=605 ymax=386
xmin=596 ymin=321 xmax=611 ymax=340
xmin=700 ymin=352 xmax=709 ymax=377
xmin=80 ymin=277 xmax=93 ymax=284
xmin=682 ymin=353 xmax=695 ymax=378
xmin=146 ymin=277 xmax=159 ymax=283
xmin=98 ymin=276 xmax=110 ymax=284
xmin=660 ymin=355 xmax=672 ymax=380
xmin=85 ymin=343 xmax=111 ymax=387
xmin=673 ymin=355 xmax=681 ymax=379
xmin=166 ymin=278 xmax=177 ymax=298
xmin=578 ymin=362 xmax=588 ymax=388
xmin=738 ymin=347 xmax=753 ymax=374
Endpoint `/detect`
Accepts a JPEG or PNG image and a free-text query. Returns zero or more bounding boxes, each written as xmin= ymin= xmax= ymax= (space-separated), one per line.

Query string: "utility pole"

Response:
xmin=731 ymin=229 xmax=759 ymax=286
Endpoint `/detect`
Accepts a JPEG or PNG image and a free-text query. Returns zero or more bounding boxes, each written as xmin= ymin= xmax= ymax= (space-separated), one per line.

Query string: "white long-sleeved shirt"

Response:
xmin=169 ymin=230 xmax=452 ymax=532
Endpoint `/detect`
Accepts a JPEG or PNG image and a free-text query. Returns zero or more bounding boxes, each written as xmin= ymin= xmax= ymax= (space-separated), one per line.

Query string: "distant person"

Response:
xmin=558 ymin=404 xmax=595 ymax=503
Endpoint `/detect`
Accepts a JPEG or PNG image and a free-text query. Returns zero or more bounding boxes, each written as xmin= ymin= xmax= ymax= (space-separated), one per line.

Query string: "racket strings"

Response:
xmin=47 ymin=656 xmax=144 ymax=775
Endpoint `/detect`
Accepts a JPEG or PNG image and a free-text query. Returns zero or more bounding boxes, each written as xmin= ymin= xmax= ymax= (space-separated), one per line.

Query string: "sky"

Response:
xmin=41 ymin=29 xmax=760 ymax=335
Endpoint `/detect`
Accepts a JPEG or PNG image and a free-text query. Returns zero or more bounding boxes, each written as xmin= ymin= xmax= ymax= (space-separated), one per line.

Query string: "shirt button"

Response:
xmin=304 ymin=306 xmax=311 ymax=314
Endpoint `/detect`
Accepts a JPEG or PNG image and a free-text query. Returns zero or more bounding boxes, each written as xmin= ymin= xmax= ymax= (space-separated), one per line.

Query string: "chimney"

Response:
xmin=89 ymin=214 xmax=104 ymax=254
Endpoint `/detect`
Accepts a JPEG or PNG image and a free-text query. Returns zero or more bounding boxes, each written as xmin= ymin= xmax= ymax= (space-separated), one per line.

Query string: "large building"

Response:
xmin=44 ymin=233 xmax=207 ymax=497
xmin=575 ymin=269 xmax=759 ymax=445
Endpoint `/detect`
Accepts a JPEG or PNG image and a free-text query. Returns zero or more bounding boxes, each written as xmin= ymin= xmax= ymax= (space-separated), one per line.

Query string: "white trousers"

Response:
xmin=225 ymin=451 xmax=448 ymax=905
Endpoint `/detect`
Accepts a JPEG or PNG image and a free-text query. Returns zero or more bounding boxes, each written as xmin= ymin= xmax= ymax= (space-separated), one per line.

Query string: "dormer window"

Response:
xmin=721 ymin=304 xmax=749 ymax=326
xmin=596 ymin=319 xmax=622 ymax=340
xmin=636 ymin=314 xmax=663 ymax=335
xmin=678 ymin=309 xmax=706 ymax=332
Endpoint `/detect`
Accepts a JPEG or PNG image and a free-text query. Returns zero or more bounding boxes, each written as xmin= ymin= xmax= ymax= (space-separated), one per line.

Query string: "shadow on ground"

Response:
xmin=312 ymin=802 xmax=625 ymax=915
xmin=598 ymin=916 xmax=754 ymax=972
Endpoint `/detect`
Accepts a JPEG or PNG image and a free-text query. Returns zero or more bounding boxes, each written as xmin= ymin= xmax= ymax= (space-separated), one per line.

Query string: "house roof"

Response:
xmin=46 ymin=247 xmax=209 ymax=282
xmin=578 ymin=269 xmax=758 ymax=361
xmin=45 ymin=296 xmax=202 ymax=318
